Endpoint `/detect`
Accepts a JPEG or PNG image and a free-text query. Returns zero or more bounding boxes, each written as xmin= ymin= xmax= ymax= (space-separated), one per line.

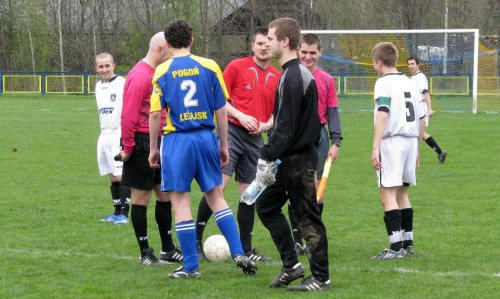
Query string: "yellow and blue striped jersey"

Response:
xmin=151 ymin=53 xmax=229 ymax=135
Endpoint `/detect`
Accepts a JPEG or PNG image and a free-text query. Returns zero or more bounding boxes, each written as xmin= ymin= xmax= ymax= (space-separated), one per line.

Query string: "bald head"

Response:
xmin=149 ymin=32 xmax=167 ymax=50
xmin=144 ymin=31 xmax=170 ymax=68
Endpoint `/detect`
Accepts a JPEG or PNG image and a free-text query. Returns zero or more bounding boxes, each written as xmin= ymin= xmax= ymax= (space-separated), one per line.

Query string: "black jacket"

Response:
xmin=260 ymin=58 xmax=320 ymax=161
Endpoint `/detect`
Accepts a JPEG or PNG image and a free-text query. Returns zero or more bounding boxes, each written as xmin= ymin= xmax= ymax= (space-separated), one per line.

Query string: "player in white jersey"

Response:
xmin=371 ymin=43 xmax=425 ymax=260
xmin=95 ymin=52 xmax=131 ymax=225
xmin=407 ymin=56 xmax=448 ymax=164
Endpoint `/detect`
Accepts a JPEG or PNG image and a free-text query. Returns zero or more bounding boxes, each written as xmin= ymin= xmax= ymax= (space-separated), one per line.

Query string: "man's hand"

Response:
xmin=372 ymin=147 xmax=382 ymax=170
xmin=148 ymin=148 xmax=160 ymax=168
xmin=428 ymin=109 xmax=434 ymax=118
xmin=121 ymin=152 xmax=131 ymax=162
xmin=220 ymin=146 xmax=229 ymax=169
xmin=256 ymin=159 xmax=275 ymax=186
xmin=327 ymin=144 xmax=340 ymax=163
xmin=249 ymin=122 xmax=268 ymax=136
xmin=239 ymin=114 xmax=259 ymax=132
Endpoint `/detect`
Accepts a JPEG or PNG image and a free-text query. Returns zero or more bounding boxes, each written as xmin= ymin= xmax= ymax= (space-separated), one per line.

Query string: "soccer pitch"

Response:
xmin=0 ymin=94 xmax=499 ymax=298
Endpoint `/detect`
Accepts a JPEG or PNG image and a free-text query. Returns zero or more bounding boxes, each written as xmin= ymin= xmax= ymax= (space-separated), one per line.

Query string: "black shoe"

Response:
xmin=168 ymin=266 xmax=201 ymax=279
xmin=234 ymin=254 xmax=257 ymax=275
xmin=245 ymin=248 xmax=273 ymax=262
xmin=139 ymin=248 xmax=165 ymax=266
xmin=438 ymin=150 xmax=447 ymax=164
xmin=196 ymin=240 xmax=206 ymax=261
xmin=159 ymin=244 xmax=183 ymax=264
xmin=287 ymin=275 xmax=331 ymax=291
xmin=269 ymin=263 xmax=305 ymax=288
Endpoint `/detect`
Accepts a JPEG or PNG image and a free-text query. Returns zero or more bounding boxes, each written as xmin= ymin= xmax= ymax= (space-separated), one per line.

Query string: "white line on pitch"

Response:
xmin=4 ymin=248 xmax=500 ymax=278
xmin=389 ymin=267 xmax=499 ymax=278
xmin=3 ymin=248 xmax=136 ymax=260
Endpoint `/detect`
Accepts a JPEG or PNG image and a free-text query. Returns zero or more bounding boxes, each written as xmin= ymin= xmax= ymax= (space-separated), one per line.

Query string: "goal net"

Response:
xmin=302 ymin=29 xmax=499 ymax=114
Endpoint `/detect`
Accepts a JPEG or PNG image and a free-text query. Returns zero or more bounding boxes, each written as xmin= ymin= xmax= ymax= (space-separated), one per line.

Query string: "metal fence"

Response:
xmin=0 ymin=71 xmax=497 ymax=97
xmin=0 ymin=72 xmax=127 ymax=96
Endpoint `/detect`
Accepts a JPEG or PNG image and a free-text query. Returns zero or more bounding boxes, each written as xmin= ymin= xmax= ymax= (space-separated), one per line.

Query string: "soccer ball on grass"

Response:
xmin=203 ymin=235 xmax=231 ymax=262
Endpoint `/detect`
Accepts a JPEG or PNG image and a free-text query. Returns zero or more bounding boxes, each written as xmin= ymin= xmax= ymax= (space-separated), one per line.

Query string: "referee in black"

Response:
xmin=255 ymin=18 xmax=330 ymax=292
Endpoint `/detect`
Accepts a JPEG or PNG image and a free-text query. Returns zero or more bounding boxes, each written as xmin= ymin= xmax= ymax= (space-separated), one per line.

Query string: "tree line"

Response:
xmin=0 ymin=0 xmax=499 ymax=72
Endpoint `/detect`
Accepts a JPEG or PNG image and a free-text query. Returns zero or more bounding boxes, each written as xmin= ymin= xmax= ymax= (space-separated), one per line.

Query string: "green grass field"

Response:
xmin=1 ymin=94 xmax=499 ymax=298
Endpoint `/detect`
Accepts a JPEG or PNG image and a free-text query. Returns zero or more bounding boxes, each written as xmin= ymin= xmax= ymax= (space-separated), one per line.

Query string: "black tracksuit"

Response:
xmin=257 ymin=58 xmax=329 ymax=282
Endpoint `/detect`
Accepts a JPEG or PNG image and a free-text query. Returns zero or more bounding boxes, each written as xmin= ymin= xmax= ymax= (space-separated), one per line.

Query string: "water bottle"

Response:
xmin=241 ymin=159 xmax=281 ymax=205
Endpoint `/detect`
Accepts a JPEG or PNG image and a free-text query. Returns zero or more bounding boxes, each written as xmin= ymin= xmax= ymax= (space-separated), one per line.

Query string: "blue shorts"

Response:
xmin=160 ymin=129 xmax=222 ymax=192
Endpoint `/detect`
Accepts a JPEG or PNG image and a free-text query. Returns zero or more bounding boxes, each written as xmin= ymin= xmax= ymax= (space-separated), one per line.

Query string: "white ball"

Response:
xmin=203 ymin=235 xmax=231 ymax=262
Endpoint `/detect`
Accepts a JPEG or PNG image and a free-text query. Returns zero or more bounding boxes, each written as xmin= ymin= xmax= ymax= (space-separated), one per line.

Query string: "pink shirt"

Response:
xmin=312 ymin=67 xmax=338 ymax=124
xmin=121 ymin=61 xmax=165 ymax=154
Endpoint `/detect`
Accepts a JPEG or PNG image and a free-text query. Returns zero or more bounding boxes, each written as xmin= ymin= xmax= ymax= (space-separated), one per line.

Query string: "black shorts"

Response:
xmin=122 ymin=133 xmax=161 ymax=190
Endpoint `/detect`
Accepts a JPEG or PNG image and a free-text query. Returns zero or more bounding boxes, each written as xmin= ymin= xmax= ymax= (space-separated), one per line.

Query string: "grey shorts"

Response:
xmin=316 ymin=125 xmax=329 ymax=178
xmin=222 ymin=123 xmax=264 ymax=184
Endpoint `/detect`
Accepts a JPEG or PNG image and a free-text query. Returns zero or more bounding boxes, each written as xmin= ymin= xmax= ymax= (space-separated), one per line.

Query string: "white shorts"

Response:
xmin=97 ymin=131 xmax=123 ymax=176
xmin=421 ymin=101 xmax=429 ymax=127
xmin=377 ymin=135 xmax=418 ymax=188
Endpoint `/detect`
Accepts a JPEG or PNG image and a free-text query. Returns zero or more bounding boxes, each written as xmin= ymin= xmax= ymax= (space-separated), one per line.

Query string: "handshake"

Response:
xmin=256 ymin=159 xmax=277 ymax=186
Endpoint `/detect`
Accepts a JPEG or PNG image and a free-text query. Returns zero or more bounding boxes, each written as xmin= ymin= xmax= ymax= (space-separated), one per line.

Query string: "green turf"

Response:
xmin=1 ymin=94 xmax=499 ymax=298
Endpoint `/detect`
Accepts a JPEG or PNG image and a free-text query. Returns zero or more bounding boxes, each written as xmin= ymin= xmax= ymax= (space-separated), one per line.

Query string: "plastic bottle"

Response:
xmin=241 ymin=159 xmax=281 ymax=205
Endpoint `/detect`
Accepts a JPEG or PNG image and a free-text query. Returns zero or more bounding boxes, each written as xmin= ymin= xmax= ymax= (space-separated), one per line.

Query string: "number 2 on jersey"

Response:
xmin=181 ymin=80 xmax=198 ymax=107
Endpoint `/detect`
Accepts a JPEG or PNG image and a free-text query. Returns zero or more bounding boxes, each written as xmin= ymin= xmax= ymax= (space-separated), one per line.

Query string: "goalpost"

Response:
xmin=302 ymin=29 xmax=484 ymax=114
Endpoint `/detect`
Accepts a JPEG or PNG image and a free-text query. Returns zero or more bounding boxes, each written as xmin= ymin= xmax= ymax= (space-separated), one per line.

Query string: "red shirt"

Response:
xmin=121 ymin=61 xmax=165 ymax=154
xmin=223 ymin=56 xmax=280 ymax=126
xmin=312 ymin=67 xmax=338 ymax=124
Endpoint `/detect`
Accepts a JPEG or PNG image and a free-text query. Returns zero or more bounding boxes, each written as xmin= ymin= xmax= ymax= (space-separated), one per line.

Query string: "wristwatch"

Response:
xmin=333 ymin=142 xmax=341 ymax=147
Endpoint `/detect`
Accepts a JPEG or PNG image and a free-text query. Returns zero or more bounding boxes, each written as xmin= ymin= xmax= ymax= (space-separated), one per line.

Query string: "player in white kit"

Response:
xmin=95 ymin=52 xmax=131 ymax=225
xmin=370 ymin=43 xmax=425 ymax=260
xmin=407 ymin=56 xmax=447 ymax=164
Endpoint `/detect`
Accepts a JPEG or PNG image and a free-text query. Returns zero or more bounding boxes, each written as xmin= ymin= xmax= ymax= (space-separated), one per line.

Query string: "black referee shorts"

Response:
xmin=122 ymin=133 xmax=161 ymax=190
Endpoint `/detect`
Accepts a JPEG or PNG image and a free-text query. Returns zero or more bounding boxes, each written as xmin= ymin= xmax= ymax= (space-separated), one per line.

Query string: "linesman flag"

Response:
xmin=316 ymin=157 xmax=332 ymax=204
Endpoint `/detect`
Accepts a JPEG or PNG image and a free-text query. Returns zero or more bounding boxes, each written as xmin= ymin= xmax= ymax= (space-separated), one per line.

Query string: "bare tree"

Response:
xmin=55 ymin=0 xmax=67 ymax=91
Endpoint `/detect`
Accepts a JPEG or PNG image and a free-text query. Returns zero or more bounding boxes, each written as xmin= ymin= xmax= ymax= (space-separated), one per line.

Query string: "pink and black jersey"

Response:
xmin=312 ymin=67 xmax=337 ymax=125
xmin=122 ymin=61 xmax=165 ymax=154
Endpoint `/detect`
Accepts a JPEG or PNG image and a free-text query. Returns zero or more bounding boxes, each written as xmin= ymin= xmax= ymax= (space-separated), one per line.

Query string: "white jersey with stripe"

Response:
xmin=374 ymin=73 xmax=423 ymax=139
xmin=95 ymin=76 xmax=126 ymax=132
xmin=410 ymin=72 xmax=428 ymax=103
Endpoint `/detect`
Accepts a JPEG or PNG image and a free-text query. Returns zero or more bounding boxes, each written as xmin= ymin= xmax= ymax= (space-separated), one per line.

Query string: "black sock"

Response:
xmin=401 ymin=207 xmax=414 ymax=248
xmin=195 ymin=195 xmax=213 ymax=243
xmin=155 ymin=201 xmax=174 ymax=252
xmin=425 ymin=136 xmax=442 ymax=154
xmin=131 ymin=204 xmax=149 ymax=255
xmin=384 ymin=209 xmax=402 ymax=251
xmin=119 ymin=184 xmax=131 ymax=217
xmin=110 ymin=181 xmax=121 ymax=215
xmin=237 ymin=201 xmax=255 ymax=253
xmin=287 ymin=204 xmax=302 ymax=245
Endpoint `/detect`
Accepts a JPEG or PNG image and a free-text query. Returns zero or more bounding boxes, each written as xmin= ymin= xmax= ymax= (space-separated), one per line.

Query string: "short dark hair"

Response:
xmin=407 ymin=56 xmax=420 ymax=65
xmin=372 ymin=42 xmax=398 ymax=67
xmin=300 ymin=33 xmax=322 ymax=51
xmin=164 ymin=19 xmax=192 ymax=49
xmin=269 ymin=18 xmax=301 ymax=50
xmin=252 ymin=27 xmax=268 ymax=43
